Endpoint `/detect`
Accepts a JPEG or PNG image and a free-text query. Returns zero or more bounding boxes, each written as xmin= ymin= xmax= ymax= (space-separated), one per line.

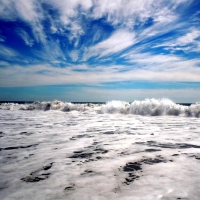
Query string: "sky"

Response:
xmin=0 ymin=0 xmax=200 ymax=102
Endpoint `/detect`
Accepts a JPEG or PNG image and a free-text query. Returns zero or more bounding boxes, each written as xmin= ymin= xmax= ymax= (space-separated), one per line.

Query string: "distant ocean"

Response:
xmin=0 ymin=101 xmax=193 ymax=106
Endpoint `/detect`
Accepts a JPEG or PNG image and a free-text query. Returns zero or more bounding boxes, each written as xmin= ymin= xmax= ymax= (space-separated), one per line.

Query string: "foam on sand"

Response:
xmin=0 ymin=109 xmax=200 ymax=199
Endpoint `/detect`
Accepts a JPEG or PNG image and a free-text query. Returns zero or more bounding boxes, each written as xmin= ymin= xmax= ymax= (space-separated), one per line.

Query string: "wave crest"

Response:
xmin=129 ymin=98 xmax=185 ymax=116
xmin=0 ymin=99 xmax=200 ymax=117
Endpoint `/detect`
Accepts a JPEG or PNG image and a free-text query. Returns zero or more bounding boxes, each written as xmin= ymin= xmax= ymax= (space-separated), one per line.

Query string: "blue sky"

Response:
xmin=0 ymin=0 xmax=200 ymax=102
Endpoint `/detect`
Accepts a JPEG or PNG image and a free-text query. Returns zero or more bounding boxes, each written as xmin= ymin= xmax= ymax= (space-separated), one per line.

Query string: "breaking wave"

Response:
xmin=0 ymin=99 xmax=200 ymax=117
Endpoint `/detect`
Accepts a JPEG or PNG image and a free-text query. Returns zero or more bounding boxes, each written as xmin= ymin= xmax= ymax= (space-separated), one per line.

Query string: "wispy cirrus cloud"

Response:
xmin=85 ymin=30 xmax=135 ymax=59
xmin=176 ymin=29 xmax=200 ymax=46
xmin=91 ymin=0 xmax=187 ymax=27
xmin=0 ymin=0 xmax=191 ymax=47
xmin=1 ymin=56 xmax=200 ymax=87
xmin=16 ymin=28 xmax=34 ymax=47
xmin=0 ymin=0 xmax=46 ymax=43
xmin=0 ymin=31 xmax=5 ymax=42
xmin=153 ymin=28 xmax=200 ymax=52
xmin=0 ymin=44 xmax=18 ymax=58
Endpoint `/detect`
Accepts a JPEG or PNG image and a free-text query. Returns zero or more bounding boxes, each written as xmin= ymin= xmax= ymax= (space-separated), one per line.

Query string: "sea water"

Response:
xmin=0 ymin=99 xmax=200 ymax=200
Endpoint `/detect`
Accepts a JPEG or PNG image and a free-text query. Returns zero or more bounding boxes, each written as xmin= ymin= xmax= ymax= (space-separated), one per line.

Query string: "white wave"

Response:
xmin=99 ymin=101 xmax=130 ymax=114
xmin=185 ymin=103 xmax=200 ymax=117
xmin=0 ymin=99 xmax=200 ymax=117
xmin=0 ymin=103 xmax=18 ymax=110
xmin=20 ymin=100 xmax=90 ymax=112
xmin=129 ymin=98 xmax=186 ymax=116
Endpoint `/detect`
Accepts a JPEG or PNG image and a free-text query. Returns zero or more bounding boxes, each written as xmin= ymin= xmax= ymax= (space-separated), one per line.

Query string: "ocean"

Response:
xmin=0 ymin=98 xmax=200 ymax=200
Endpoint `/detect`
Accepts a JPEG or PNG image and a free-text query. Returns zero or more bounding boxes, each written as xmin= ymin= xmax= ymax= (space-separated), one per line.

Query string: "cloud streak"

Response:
xmin=86 ymin=30 xmax=135 ymax=59
xmin=1 ymin=57 xmax=200 ymax=87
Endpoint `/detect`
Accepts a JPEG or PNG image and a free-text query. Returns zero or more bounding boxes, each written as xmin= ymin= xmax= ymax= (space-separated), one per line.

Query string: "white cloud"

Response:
xmin=42 ymin=0 xmax=92 ymax=40
xmin=86 ymin=30 xmax=135 ymax=59
xmin=0 ymin=44 xmax=18 ymax=58
xmin=0 ymin=31 xmax=5 ymax=42
xmin=32 ymin=39 xmax=66 ymax=61
xmin=0 ymin=0 xmax=41 ymax=23
xmin=0 ymin=0 xmax=190 ymax=46
xmin=0 ymin=37 xmax=5 ymax=42
xmin=16 ymin=29 xmax=34 ymax=47
xmin=67 ymin=23 xmax=84 ymax=46
xmin=153 ymin=28 xmax=200 ymax=52
xmin=121 ymin=51 xmax=200 ymax=80
xmin=92 ymin=0 xmax=169 ymax=26
xmin=0 ymin=0 xmax=46 ymax=44
xmin=0 ymin=61 xmax=9 ymax=66
xmin=0 ymin=0 xmax=16 ymax=21
xmin=45 ymin=0 xmax=92 ymax=22
xmin=125 ymin=53 xmax=181 ymax=65
xmin=69 ymin=50 xmax=79 ymax=62
xmin=176 ymin=29 xmax=200 ymax=45
xmin=15 ymin=0 xmax=41 ymax=22
xmin=0 ymin=55 xmax=200 ymax=87
xmin=0 ymin=0 xmax=194 ymax=59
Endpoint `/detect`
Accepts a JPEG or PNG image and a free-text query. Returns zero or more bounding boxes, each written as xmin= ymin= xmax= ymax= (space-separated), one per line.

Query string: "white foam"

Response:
xmin=0 ymin=110 xmax=200 ymax=199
